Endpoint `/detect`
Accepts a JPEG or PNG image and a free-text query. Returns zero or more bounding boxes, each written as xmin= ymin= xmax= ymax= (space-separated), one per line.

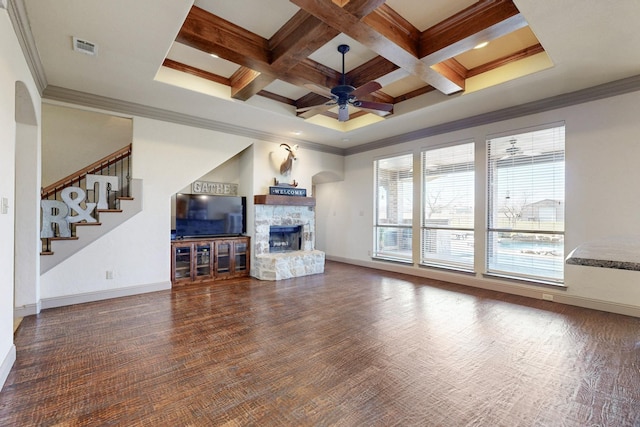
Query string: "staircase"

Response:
xmin=40 ymin=145 xmax=142 ymax=274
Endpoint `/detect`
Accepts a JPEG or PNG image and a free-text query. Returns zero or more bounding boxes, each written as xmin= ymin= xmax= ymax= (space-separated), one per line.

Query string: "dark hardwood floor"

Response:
xmin=2 ymin=261 xmax=640 ymax=426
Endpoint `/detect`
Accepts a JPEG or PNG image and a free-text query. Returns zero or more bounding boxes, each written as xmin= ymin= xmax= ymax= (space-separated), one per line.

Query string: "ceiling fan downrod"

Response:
xmin=337 ymin=44 xmax=349 ymax=86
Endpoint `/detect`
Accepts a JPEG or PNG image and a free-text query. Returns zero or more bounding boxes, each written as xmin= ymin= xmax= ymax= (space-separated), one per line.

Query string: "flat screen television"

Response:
xmin=174 ymin=194 xmax=246 ymax=238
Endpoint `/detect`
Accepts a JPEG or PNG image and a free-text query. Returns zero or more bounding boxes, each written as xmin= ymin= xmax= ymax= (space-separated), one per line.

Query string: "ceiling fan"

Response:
xmin=500 ymin=138 xmax=540 ymax=160
xmin=297 ymin=44 xmax=394 ymax=122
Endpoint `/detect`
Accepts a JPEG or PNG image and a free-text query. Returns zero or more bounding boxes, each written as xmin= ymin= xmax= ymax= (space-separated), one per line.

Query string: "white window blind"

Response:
xmin=374 ymin=153 xmax=413 ymax=262
xmin=487 ymin=125 xmax=565 ymax=283
xmin=421 ymin=142 xmax=474 ymax=270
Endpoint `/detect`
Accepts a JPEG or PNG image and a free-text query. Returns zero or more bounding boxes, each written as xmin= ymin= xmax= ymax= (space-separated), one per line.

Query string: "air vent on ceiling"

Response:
xmin=72 ymin=37 xmax=97 ymax=56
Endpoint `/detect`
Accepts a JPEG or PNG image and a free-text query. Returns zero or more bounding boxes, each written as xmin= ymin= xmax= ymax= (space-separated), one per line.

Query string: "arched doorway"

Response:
xmin=14 ymin=81 xmax=40 ymax=327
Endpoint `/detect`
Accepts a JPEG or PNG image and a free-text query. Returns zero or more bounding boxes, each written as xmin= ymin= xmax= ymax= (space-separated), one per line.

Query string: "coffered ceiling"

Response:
xmin=17 ymin=0 xmax=640 ymax=151
xmin=163 ymin=0 xmax=549 ymax=131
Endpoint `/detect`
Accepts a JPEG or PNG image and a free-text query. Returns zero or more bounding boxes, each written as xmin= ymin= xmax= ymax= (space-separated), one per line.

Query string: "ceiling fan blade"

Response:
xmin=297 ymin=103 xmax=333 ymax=119
xmin=296 ymin=104 xmax=328 ymax=113
xmin=358 ymin=107 xmax=393 ymax=117
xmin=352 ymin=81 xmax=382 ymax=98
xmin=354 ymin=100 xmax=393 ymax=112
xmin=338 ymin=105 xmax=349 ymax=122
xmin=303 ymin=83 xmax=334 ymax=99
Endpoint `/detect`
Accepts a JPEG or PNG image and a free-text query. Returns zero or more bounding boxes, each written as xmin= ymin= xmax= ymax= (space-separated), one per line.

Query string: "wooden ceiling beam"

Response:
xmin=270 ymin=0 xmax=390 ymax=99
xmin=291 ymin=0 xmax=464 ymax=94
xmin=270 ymin=11 xmax=339 ymax=72
xmin=176 ymin=6 xmax=271 ymax=73
xmin=162 ymin=59 xmax=230 ymax=86
xmin=419 ymin=0 xmax=528 ymax=65
xmin=229 ymin=67 xmax=272 ymax=100
xmin=179 ymin=2 xmax=389 ymax=103
xmin=432 ymin=58 xmax=467 ymax=89
xmin=362 ymin=4 xmax=420 ymax=55
xmin=176 ymin=6 xmax=343 ymax=101
xmin=173 ymin=0 xmax=538 ymax=121
xmin=346 ymin=55 xmax=399 ymax=89
xmin=342 ymin=0 xmax=388 ymax=19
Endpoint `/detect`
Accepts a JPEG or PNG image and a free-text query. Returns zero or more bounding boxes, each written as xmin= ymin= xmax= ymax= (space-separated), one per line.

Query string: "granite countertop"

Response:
xmin=565 ymin=237 xmax=640 ymax=271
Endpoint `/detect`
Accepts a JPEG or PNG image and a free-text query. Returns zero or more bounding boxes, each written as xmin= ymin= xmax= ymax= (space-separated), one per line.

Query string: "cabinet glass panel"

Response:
xmin=235 ymin=242 xmax=247 ymax=272
xmin=195 ymin=243 xmax=211 ymax=277
xmin=217 ymin=242 xmax=231 ymax=273
xmin=174 ymin=246 xmax=192 ymax=279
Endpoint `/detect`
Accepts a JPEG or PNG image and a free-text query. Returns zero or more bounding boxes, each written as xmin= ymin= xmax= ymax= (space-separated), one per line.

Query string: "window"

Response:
xmin=421 ymin=142 xmax=475 ymax=270
xmin=374 ymin=153 xmax=413 ymax=262
xmin=487 ymin=124 xmax=565 ymax=283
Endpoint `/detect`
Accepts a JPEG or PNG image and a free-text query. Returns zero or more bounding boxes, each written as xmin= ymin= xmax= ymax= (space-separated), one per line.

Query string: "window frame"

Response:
xmin=373 ymin=152 xmax=414 ymax=263
xmin=486 ymin=123 xmax=566 ymax=285
xmin=420 ymin=141 xmax=475 ymax=272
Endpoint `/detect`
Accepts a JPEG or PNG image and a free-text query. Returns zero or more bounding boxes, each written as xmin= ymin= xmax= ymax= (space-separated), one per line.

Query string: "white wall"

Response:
xmin=40 ymin=116 xmax=254 ymax=303
xmin=38 ymin=113 xmax=347 ymax=302
xmin=317 ymin=91 xmax=640 ymax=316
xmin=14 ymin=121 xmax=40 ymax=312
xmin=0 ymin=8 xmax=42 ymax=390
xmin=41 ymin=104 xmax=133 ymax=187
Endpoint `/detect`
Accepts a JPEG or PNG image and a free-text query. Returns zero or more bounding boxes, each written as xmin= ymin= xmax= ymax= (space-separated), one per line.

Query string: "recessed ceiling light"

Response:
xmin=473 ymin=41 xmax=489 ymax=49
xmin=292 ymin=130 xmax=302 ymax=135
xmin=210 ymin=53 xmax=219 ymax=58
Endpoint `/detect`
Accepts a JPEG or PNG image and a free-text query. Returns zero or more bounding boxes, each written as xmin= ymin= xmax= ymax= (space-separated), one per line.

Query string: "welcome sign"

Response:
xmin=269 ymin=186 xmax=307 ymax=197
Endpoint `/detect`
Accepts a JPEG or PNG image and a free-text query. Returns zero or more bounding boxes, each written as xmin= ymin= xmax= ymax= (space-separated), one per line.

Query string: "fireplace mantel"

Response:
xmin=254 ymin=195 xmax=315 ymax=206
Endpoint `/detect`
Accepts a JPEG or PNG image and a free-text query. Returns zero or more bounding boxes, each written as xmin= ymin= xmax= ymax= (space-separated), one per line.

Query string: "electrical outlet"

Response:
xmin=106 ymin=270 xmax=114 ymax=280
xmin=542 ymin=293 xmax=554 ymax=301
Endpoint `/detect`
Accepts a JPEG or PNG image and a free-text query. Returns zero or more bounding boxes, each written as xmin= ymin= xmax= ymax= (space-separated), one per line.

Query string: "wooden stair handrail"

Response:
xmin=41 ymin=144 xmax=132 ymax=198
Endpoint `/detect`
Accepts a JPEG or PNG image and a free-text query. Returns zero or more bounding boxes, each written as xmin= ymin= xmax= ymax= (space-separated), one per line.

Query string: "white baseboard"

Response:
xmin=14 ymin=300 xmax=42 ymax=318
xmin=0 ymin=344 xmax=16 ymax=392
xmin=326 ymin=256 xmax=640 ymax=318
xmin=40 ymin=281 xmax=171 ymax=310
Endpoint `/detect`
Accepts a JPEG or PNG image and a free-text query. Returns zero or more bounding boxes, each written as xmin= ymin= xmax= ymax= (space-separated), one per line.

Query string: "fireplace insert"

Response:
xmin=269 ymin=225 xmax=302 ymax=253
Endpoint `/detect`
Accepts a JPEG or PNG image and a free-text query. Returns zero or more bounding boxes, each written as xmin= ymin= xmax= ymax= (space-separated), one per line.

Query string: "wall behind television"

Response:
xmin=170 ymin=152 xmax=245 ymax=229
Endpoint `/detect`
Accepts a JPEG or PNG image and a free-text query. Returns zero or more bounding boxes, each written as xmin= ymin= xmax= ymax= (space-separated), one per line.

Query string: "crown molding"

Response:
xmin=345 ymin=74 xmax=640 ymax=155
xmin=42 ymin=85 xmax=345 ymax=156
xmin=7 ymin=0 xmax=47 ymax=93
xmin=44 ymin=73 xmax=640 ymax=159
xmin=8 ymin=0 xmax=640 ymax=157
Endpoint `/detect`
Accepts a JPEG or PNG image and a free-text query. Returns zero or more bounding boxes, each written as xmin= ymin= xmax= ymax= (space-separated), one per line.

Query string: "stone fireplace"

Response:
xmin=253 ymin=195 xmax=325 ymax=280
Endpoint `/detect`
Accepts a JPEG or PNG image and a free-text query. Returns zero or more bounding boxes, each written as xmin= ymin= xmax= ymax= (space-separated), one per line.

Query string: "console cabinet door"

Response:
xmin=234 ymin=239 xmax=249 ymax=274
xmin=172 ymin=242 xmax=193 ymax=285
xmin=194 ymin=242 xmax=213 ymax=281
xmin=214 ymin=240 xmax=232 ymax=279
